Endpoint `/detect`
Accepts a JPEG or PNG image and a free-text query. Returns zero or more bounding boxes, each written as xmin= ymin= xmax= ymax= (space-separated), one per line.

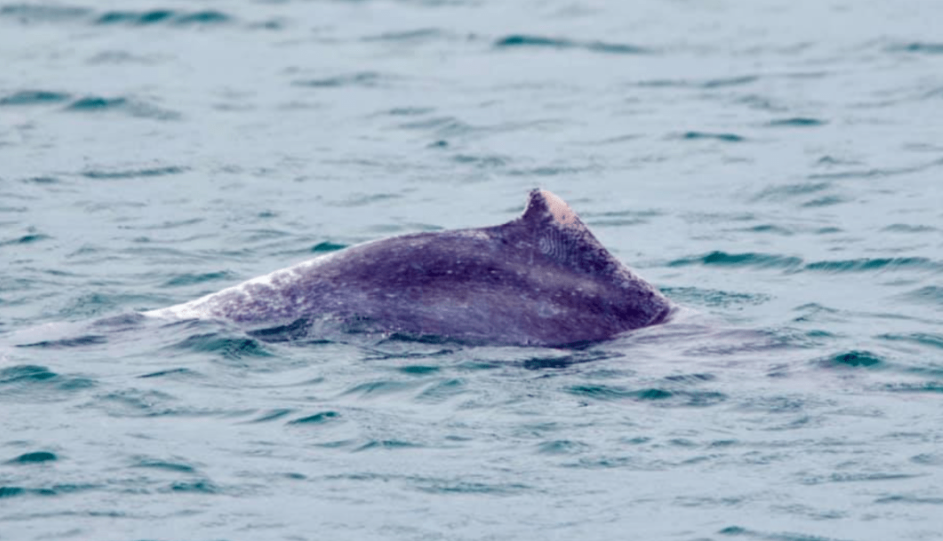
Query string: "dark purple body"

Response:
xmin=147 ymin=190 xmax=671 ymax=346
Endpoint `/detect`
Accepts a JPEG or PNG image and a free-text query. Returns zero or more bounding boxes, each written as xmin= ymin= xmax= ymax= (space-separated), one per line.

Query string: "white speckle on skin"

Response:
xmin=143 ymin=248 xmax=349 ymax=321
xmin=457 ymin=230 xmax=490 ymax=241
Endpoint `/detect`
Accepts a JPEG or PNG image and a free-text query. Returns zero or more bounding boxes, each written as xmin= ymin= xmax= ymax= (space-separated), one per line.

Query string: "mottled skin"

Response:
xmin=146 ymin=190 xmax=671 ymax=346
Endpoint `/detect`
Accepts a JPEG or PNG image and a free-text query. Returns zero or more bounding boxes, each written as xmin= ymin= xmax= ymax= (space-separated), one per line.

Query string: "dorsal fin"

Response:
xmin=518 ymin=189 xmax=616 ymax=274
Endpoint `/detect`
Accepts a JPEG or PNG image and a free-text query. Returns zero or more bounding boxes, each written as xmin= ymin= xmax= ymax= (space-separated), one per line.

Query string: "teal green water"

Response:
xmin=2 ymin=1 xmax=942 ymax=540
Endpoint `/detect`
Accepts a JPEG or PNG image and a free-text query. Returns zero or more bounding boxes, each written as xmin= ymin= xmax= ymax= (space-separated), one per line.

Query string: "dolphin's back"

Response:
xmin=145 ymin=190 xmax=671 ymax=346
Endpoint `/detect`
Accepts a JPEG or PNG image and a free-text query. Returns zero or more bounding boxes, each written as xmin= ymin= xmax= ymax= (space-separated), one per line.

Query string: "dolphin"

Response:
xmin=144 ymin=190 xmax=671 ymax=346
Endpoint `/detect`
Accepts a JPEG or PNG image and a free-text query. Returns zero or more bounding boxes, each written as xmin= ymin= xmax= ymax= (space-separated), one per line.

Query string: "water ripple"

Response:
xmin=0 ymin=90 xmax=71 ymax=106
xmin=292 ymin=72 xmax=386 ymax=89
xmin=170 ymin=333 xmax=272 ymax=361
xmin=494 ymin=34 xmax=650 ymax=55
xmin=817 ymin=350 xmax=885 ymax=369
xmin=64 ymin=96 xmax=181 ymax=120
xmin=0 ymin=365 xmax=95 ymax=397
xmin=6 ymin=451 xmax=57 ymax=464
xmin=660 ymin=286 xmax=771 ymax=308
xmin=669 ymin=252 xmax=803 ymax=270
xmin=81 ymin=165 xmax=188 ymax=180
xmin=288 ymin=411 xmax=340 ymax=425
xmin=0 ymin=3 xmax=90 ymax=23
xmin=95 ymin=9 xmax=231 ymax=26
xmin=669 ymin=252 xmax=943 ymax=273
xmin=887 ymin=42 xmax=943 ymax=54
xmin=677 ymin=131 xmax=745 ymax=143
xmin=766 ymin=117 xmax=827 ymax=128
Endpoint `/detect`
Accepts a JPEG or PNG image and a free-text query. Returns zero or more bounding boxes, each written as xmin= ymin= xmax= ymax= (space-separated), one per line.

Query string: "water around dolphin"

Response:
xmin=144 ymin=190 xmax=671 ymax=346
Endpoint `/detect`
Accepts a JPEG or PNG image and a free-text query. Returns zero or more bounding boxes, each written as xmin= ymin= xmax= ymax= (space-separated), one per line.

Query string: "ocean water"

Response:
xmin=2 ymin=0 xmax=943 ymax=539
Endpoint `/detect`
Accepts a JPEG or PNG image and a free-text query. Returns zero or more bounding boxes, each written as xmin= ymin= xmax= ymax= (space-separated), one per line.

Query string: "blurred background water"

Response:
xmin=1 ymin=0 xmax=942 ymax=539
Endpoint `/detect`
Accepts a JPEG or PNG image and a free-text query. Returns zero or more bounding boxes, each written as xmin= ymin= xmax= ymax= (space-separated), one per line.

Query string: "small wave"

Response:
xmin=668 ymin=252 xmax=803 ymax=270
xmin=587 ymin=217 xmax=648 ymax=227
xmin=248 ymin=18 xmax=285 ymax=31
xmin=567 ymin=384 xmax=641 ymax=400
xmin=766 ymin=117 xmax=827 ymax=127
xmin=138 ymin=367 xmax=199 ymax=379
xmin=288 ymin=411 xmax=339 ymax=425
xmin=415 ymin=378 xmax=465 ymax=402
xmin=0 ymin=232 xmax=51 ymax=246
xmin=0 ymin=90 xmax=71 ymax=106
xmin=876 ymin=494 xmax=943 ymax=505
xmin=311 ymin=241 xmax=347 ymax=253
xmin=0 ymin=3 xmax=90 ymax=23
xmin=807 ymin=157 xmax=943 ymax=180
xmin=398 ymin=364 xmax=440 ymax=375
xmin=94 ymin=9 xmax=231 ymax=26
xmin=451 ymin=153 xmax=508 ymax=169
xmin=171 ymin=333 xmax=272 ymax=360
xmin=882 ymin=382 xmax=943 ymax=394
xmin=803 ymin=257 xmax=941 ymax=273
xmin=132 ymin=458 xmax=197 ymax=473
xmin=803 ymin=472 xmax=924 ymax=485
xmin=677 ymin=131 xmax=745 ymax=143
xmin=507 ymin=164 xmax=596 ymax=177
xmin=355 ymin=440 xmax=423 ymax=452
xmin=66 ymin=96 xmax=127 ymax=110
xmin=6 ymin=451 xmax=57 ymax=464
xmin=341 ymin=379 xmax=423 ymax=398
xmin=292 ymin=72 xmax=385 ymax=88
xmin=900 ymin=286 xmax=943 ymax=307
xmin=244 ymin=408 xmax=294 ymax=423
xmin=81 ymin=165 xmax=187 ymax=180
xmin=740 ymin=224 xmax=794 ymax=235
xmin=660 ymin=286 xmax=771 ymax=308
xmin=0 ymin=484 xmax=96 ymax=499
xmin=247 ymin=318 xmax=316 ymax=343
xmin=669 ymin=252 xmax=942 ymax=273
xmin=520 ymin=350 xmax=623 ymax=370
xmin=801 ymin=195 xmax=848 ymax=207
xmin=98 ymin=388 xmax=176 ymax=417
xmin=817 ymin=350 xmax=885 ymax=369
xmin=165 ymin=480 xmax=219 ymax=494
xmin=385 ymin=106 xmax=435 ymax=116
xmin=493 ymin=34 xmax=649 ymax=55
xmin=15 ymin=335 xmax=106 ymax=348
xmin=701 ymin=75 xmax=760 ymax=88
xmin=0 ymin=365 xmax=95 ymax=395
xmin=752 ymin=181 xmax=831 ymax=201
xmin=566 ymin=384 xmax=726 ymax=406
xmin=637 ymin=75 xmax=759 ymax=89
xmin=333 ymin=192 xmax=401 ymax=207
xmin=396 ymin=115 xmax=473 ymax=137
xmin=887 ymin=42 xmax=943 ymax=54
xmin=118 ymin=218 xmax=203 ymax=231
xmin=64 ymin=96 xmax=181 ymax=120
xmin=735 ymin=94 xmax=786 ymax=112
xmin=414 ymin=478 xmax=530 ymax=495
xmin=882 ymin=224 xmax=937 ymax=233
xmin=1 ymin=4 xmax=229 ymax=29
xmin=86 ymin=51 xmax=162 ymax=65
xmin=362 ymin=28 xmax=444 ymax=42
xmin=21 ymin=176 xmax=60 ymax=184
xmin=537 ymin=440 xmax=591 ymax=455
xmin=161 ymin=271 xmax=235 ymax=288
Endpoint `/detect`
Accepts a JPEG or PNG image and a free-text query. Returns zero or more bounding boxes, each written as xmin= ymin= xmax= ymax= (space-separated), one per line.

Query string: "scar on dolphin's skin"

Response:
xmin=145 ymin=190 xmax=672 ymax=347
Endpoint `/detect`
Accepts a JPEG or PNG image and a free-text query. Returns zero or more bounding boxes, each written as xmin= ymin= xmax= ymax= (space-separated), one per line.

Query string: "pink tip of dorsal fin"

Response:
xmin=522 ymin=189 xmax=581 ymax=228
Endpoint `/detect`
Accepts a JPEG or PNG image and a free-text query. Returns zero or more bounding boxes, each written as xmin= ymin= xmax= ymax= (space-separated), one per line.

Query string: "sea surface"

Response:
xmin=2 ymin=0 xmax=942 ymax=539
